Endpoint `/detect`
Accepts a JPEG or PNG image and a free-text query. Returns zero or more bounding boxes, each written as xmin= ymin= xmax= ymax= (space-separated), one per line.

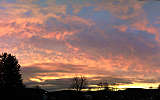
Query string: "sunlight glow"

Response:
xmin=30 ymin=78 xmax=44 ymax=83
xmin=87 ymin=83 xmax=160 ymax=91
xmin=30 ymin=74 xmax=100 ymax=82
xmin=114 ymin=82 xmax=160 ymax=90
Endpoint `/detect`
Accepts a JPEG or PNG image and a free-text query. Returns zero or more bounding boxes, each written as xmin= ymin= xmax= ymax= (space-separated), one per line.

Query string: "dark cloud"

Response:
xmin=25 ymin=78 xmax=73 ymax=91
xmin=28 ymin=36 xmax=67 ymax=51
xmin=136 ymin=79 xmax=158 ymax=83
xmin=89 ymin=76 xmax=133 ymax=85
xmin=24 ymin=63 xmax=87 ymax=72
xmin=22 ymin=66 xmax=52 ymax=74
xmin=22 ymin=66 xmax=53 ymax=82
xmin=135 ymin=77 xmax=160 ymax=83
xmin=22 ymin=63 xmax=87 ymax=82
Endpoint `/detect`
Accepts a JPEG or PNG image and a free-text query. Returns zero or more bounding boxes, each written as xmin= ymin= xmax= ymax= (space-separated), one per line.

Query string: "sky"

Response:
xmin=1 ymin=0 xmax=160 ymax=91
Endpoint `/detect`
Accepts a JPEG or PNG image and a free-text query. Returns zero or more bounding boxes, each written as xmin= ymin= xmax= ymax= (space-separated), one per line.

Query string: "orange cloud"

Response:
xmin=114 ymin=25 xmax=128 ymax=32
xmin=60 ymin=15 xmax=95 ymax=26
xmin=131 ymin=19 xmax=160 ymax=42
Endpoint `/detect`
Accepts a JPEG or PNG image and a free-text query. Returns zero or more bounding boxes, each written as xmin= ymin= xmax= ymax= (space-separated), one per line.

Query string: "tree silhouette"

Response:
xmin=158 ymin=84 xmax=160 ymax=89
xmin=71 ymin=76 xmax=87 ymax=92
xmin=0 ymin=53 xmax=24 ymax=88
xmin=98 ymin=81 xmax=109 ymax=90
xmin=33 ymin=85 xmax=42 ymax=89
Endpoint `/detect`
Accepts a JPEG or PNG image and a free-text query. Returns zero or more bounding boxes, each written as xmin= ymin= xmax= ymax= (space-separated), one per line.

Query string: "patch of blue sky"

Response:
xmin=23 ymin=11 xmax=32 ymax=17
xmin=112 ymin=0 xmax=121 ymax=5
xmin=56 ymin=0 xmax=91 ymax=5
xmin=65 ymin=3 xmax=73 ymax=15
xmin=154 ymin=23 xmax=160 ymax=28
xmin=56 ymin=0 xmax=97 ymax=15
xmin=45 ymin=18 xmax=57 ymax=30
xmin=128 ymin=27 xmax=156 ymax=41
xmin=32 ymin=0 xmax=48 ymax=7
xmin=44 ymin=17 xmax=68 ymax=32
xmin=5 ymin=0 xmax=16 ymax=3
xmin=143 ymin=2 xmax=160 ymax=25
xmin=77 ymin=7 xmax=116 ymax=30
xmin=0 ymin=7 xmax=6 ymax=10
xmin=76 ymin=6 xmax=96 ymax=16
xmin=55 ymin=0 xmax=69 ymax=5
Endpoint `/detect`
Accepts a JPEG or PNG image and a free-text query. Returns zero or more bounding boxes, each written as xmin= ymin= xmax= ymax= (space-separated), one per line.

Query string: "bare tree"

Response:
xmin=71 ymin=76 xmax=88 ymax=92
xmin=98 ymin=81 xmax=109 ymax=90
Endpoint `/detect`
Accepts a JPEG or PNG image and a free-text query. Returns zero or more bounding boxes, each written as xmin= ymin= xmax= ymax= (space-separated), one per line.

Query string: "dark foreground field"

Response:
xmin=47 ymin=88 xmax=160 ymax=100
xmin=0 ymin=88 xmax=47 ymax=100
xmin=1 ymin=88 xmax=160 ymax=100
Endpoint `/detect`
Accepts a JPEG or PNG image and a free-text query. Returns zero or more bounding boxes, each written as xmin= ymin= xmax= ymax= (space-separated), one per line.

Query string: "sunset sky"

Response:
xmin=1 ymin=0 xmax=160 ymax=91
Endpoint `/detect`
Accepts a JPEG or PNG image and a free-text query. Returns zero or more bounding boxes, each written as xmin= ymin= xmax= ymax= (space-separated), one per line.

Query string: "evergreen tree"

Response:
xmin=0 ymin=53 xmax=24 ymax=88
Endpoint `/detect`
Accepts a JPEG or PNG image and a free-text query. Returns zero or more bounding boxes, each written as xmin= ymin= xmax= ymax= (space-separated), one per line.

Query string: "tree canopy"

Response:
xmin=0 ymin=53 xmax=24 ymax=88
